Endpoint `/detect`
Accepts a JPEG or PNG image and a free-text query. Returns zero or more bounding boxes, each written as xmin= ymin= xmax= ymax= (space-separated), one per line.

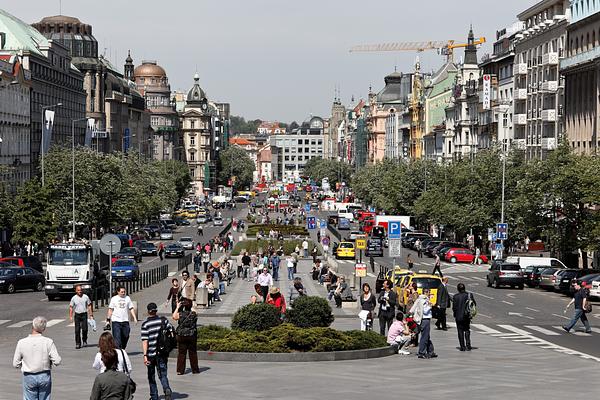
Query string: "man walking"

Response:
xmin=410 ymin=288 xmax=436 ymax=359
xmin=271 ymin=252 xmax=280 ymax=281
xmin=242 ymin=252 xmax=251 ymax=281
xmin=141 ymin=303 xmax=173 ymax=400
xmin=257 ymin=267 xmax=273 ymax=302
xmin=415 ymin=239 xmax=423 ymax=258
xmin=286 ymin=255 xmax=295 ymax=280
xmin=107 ymin=286 xmax=137 ymax=349
xmin=302 ymin=238 xmax=309 ymax=258
xmin=180 ymin=270 xmax=196 ymax=303
xmin=563 ymin=281 xmax=592 ymax=333
xmin=13 ymin=316 xmax=61 ymax=400
xmin=435 ymin=277 xmax=451 ymax=331
xmin=69 ymin=285 xmax=93 ymax=349
xmin=452 ymin=283 xmax=476 ymax=351
xmin=432 ymin=254 xmax=443 ymax=277
xmin=377 ymin=279 xmax=398 ymax=336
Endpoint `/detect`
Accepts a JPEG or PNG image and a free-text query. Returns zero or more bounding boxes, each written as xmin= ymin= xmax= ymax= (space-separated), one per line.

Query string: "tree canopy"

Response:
xmin=218 ymin=145 xmax=256 ymax=190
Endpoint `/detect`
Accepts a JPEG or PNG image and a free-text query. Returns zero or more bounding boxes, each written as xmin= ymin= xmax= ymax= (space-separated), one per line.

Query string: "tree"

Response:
xmin=303 ymin=159 xmax=353 ymax=186
xmin=219 ymin=145 xmax=255 ymax=190
xmin=11 ymin=178 xmax=58 ymax=245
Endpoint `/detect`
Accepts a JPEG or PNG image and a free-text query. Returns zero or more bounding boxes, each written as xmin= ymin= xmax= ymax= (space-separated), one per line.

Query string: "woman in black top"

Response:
xmin=173 ymin=299 xmax=200 ymax=375
xmin=90 ymin=349 xmax=131 ymax=400
xmin=360 ymin=283 xmax=376 ymax=311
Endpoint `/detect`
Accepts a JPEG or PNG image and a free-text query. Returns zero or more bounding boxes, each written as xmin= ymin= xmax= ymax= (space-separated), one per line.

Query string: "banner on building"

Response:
xmin=84 ymin=118 xmax=95 ymax=147
xmin=124 ymin=128 xmax=130 ymax=152
xmin=42 ymin=110 xmax=55 ymax=154
xmin=482 ymin=74 xmax=491 ymax=110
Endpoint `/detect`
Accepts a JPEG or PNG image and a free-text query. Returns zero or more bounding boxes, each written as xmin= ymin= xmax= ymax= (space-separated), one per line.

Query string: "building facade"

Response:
xmin=561 ymin=0 xmax=600 ymax=154
xmin=256 ymin=144 xmax=272 ymax=182
xmin=326 ymin=98 xmax=345 ymax=160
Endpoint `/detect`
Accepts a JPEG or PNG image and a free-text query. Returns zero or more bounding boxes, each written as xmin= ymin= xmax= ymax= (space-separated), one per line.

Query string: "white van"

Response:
xmin=505 ymin=256 xmax=567 ymax=270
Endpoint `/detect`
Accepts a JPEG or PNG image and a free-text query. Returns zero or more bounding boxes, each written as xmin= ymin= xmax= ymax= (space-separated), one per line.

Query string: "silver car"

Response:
xmin=178 ymin=236 xmax=194 ymax=250
xmin=159 ymin=229 xmax=173 ymax=240
xmin=214 ymin=217 xmax=223 ymax=226
xmin=538 ymin=268 xmax=561 ymax=290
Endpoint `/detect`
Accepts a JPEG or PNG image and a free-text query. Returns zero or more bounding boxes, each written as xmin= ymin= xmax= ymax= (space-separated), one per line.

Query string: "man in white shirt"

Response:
xmin=256 ymin=267 xmax=273 ymax=302
xmin=69 ymin=285 xmax=93 ymax=349
xmin=13 ymin=316 xmax=61 ymax=400
xmin=106 ymin=286 xmax=137 ymax=349
xmin=302 ymin=239 xmax=309 ymax=257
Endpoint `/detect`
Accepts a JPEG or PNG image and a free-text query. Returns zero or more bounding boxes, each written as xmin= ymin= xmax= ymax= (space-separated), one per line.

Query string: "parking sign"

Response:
xmin=388 ymin=221 xmax=402 ymax=239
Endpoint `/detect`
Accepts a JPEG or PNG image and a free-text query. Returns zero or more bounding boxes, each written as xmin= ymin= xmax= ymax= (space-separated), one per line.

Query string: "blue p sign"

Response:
xmin=388 ymin=221 xmax=402 ymax=239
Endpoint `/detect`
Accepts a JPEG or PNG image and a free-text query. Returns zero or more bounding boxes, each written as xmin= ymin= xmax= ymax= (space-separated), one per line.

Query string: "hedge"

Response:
xmin=196 ymin=323 xmax=388 ymax=353
xmin=286 ymin=296 xmax=334 ymax=328
xmin=230 ymin=239 xmax=320 ymax=256
xmin=246 ymin=224 xmax=309 ymax=237
xmin=231 ymin=303 xmax=282 ymax=331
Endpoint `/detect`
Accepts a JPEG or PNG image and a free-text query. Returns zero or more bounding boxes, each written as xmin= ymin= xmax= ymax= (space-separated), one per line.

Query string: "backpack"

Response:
xmin=464 ymin=293 xmax=477 ymax=320
xmin=156 ymin=317 xmax=177 ymax=358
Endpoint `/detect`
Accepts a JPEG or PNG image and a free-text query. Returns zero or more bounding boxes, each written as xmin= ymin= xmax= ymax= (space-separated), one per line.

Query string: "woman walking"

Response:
xmin=92 ymin=332 xmax=132 ymax=373
xmin=359 ymin=283 xmax=376 ymax=331
xmin=90 ymin=350 xmax=132 ymax=400
xmin=173 ymin=299 xmax=200 ymax=375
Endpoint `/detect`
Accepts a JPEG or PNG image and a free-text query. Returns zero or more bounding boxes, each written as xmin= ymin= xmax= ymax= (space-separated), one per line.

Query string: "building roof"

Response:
xmin=229 ymin=137 xmax=255 ymax=146
xmin=376 ymin=71 xmax=412 ymax=104
xmin=186 ymin=73 xmax=206 ymax=103
xmin=37 ymin=15 xmax=83 ymax=24
xmin=134 ymin=61 xmax=167 ymax=78
xmin=0 ymin=8 xmax=49 ymax=56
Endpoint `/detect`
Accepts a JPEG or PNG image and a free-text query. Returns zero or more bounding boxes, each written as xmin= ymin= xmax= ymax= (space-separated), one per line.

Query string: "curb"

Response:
xmin=195 ymin=346 xmax=396 ymax=362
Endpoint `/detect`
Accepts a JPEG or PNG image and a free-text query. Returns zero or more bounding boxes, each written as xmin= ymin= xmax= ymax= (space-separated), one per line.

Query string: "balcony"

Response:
xmin=561 ymin=46 xmax=600 ymax=70
xmin=515 ymin=88 xmax=528 ymax=100
xmin=541 ymin=81 xmax=558 ymax=92
xmin=513 ymin=139 xmax=526 ymax=149
xmin=541 ymin=110 xmax=556 ymax=122
xmin=513 ymin=114 xmax=527 ymax=125
xmin=541 ymin=138 xmax=557 ymax=150
xmin=542 ymin=52 xmax=559 ymax=65
xmin=514 ymin=63 xmax=528 ymax=75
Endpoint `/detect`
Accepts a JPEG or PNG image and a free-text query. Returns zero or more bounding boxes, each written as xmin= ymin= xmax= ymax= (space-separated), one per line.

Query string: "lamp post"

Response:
xmin=41 ymin=103 xmax=62 ymax=186
xmin=494 ymin=101 xmax=512 ymax=259
xmin=72 ymin=117 xmax=88 ymax=240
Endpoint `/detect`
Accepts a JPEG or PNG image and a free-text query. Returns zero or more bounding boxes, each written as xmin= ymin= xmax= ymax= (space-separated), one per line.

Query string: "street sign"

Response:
xmin=492 ymin=233 xmax=497 ymax=242
xmin=356 ymin=238 xmax=367 ymax=250
xmin=497 ymin=223 xmax=508 ymax=240
xmin=307 ymin=216 xmax=316 ymax=230
xmin=495 ymin=243 xmax=504 ymax=251
xmin=99 ymin=234 xmax=121 ymax=255
xmin=388 ymin=221 xmax=402 ymax=239
xmin=483 ymin=74 xmax=491 ymax=110
xmin=304 ymin=203 xmax=311 ymax=212
xmin=389 ymin=239 xmax=402 ymax=257
xmin=320 ymin=219 xmax=327 ymax=228
xmin=355 ymin=263 xmax=367 ymax=278
xmin=369 ymin=206 xmax=375 ymax=212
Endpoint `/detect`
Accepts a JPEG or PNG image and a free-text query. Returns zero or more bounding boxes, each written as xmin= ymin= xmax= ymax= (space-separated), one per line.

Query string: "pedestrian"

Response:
xmin=435 ymin=277 xmax=451 ymax=331
xmin=69 ymin=284 xmax=93 ymax=349
xmin=563 ymin=281 xmax=592 ymax=333
xmin=193 ymin=252 xmax=201 ymax=273
xmin=410 ymin=288 xmax=437 ymax=359
xmin=172 ymin=299 xmax=200 ymax=375
xmin=13 ymin=316 xmax=62 ymax=400
xmin=266 ymin=287 xmax=287 ymax=317
xmin=257 ymin=267 xmax=273 ymax=302
xmin=242 ymin=251 xmax=251 ymax=281
xmin=180 ymin=270 xmax=195 ymax=303
xmin=141 ymin=302 xmax=174 ymax=400
xmin=158 ymin=242 xmax=165 ymax=261
xmin=472 ymin=247 xmax=481 ymax=265
xmin=286 ymin=255 xmax=295 ymax=280
xmin=289 ymin=276 xmax=306 ymax=302
xmin=432 ymin=254 xmax=443 ymax=277
xmin=302 ymin=238 xmax=309 ymax=258
xmin=369 ymin=255 xmax=375 ymax=274
xmin=271 ymin=252 xmax=280 ymax=281
xmin=387 ymin=312 xmax=412 ymax=355
xmin=197 ymin=226 xmax=203 ymax=236
xmin=106 ymin=286 xmax=137 ymax=350
xmin=377 ymin=279 xmax=398 ymax=336
xmin=167 ymin=278 xmax=180 ymax=313
xmin=92 ymin=331 xmax=132 ymax=373
xmin=407 ymin=254 xmax=414 ymax=270
xmin=415 ymin=239 xmax=423 ymax=258
xmin=317 ymin=230 xmax=321 ymax=244
xmin=452 ymin=282 xmax=476 ymax=351
xmin=89 ymin=349 xmax=132 ymax=400
xmin=202 ymin=251 xmax=210 ymax=273
xmin=358 ymin=283 xmax=376 ymax=331
xmin=311 ymin=246 xmax=318 ymax=263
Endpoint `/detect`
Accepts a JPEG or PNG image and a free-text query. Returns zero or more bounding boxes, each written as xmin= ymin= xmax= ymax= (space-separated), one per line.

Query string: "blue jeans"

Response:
xmin=273 ymin=266 xmax=279 ymax=281
xmin=565 ymin=309 xmax=591 ymax=332
xmin=111 ymin=321 xmax=131 ymax=349
xmin=147 ymin=357 xmax=171 ymax=400
xmin=418 ymin=319 xmax=435 ymax=356
xmin=23 ymin=371 xmax=51 ymax=400
xmin=219 ymin=281 xmax=226 ymax=294
xmin=287 ymin=267 xmax=294 ymax=280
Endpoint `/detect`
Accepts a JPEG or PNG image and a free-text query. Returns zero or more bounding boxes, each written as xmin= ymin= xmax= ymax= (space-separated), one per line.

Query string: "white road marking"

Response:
xmin=470 ymin=276 xmax=486 ymax=281
xmin=552 ymin=313 xmax=570 ymax=320
xmin=526 ymin=307 xmax=540 ymax=312
xmin=446 ymin=275 xmax=459 ymax=280
xmin=168 ymin=271 xmax=177 ymax=277
xmin=524 ymin=325 xmax=560 ymax=336
xmin=45 ymin=319 xmax=64 ymax=327
xmin=39 ymin=298 xmax=48 ymax=302
xmin=366 ymin=273 xmax=376 ymax=278
xmin=0 ymin=320 xmax=11 ymax=326
xmin=476 ymin=313 xmax=492 ymax=319
xmin=502 ymin=300 xmax=515 ymax=306
xmin=8 ymin=321 xmax=31 ymax=328
xmin=472 ymin=323 xmax=502 ymax=334
xmin=470 ymin=291 xmax=494 ymax=300
xmin=66 ymin=323 xmax=75 ymax=327
xmin=498 ymin=325 xmax=535 ymax=336
xmin=457 ymin=275 xmax=470 ymax=281
xmin=506 ymin=293 xmax=516 ymax=299
xmin=508 ymin=312 xmax=534 ymax=319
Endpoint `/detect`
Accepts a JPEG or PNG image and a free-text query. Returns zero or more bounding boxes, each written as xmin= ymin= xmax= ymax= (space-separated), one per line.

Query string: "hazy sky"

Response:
xmin=5 ymin=0 xmax=530 ymax=122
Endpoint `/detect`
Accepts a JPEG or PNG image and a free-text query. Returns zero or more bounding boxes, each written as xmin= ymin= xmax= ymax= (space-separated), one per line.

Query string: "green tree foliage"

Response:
xmin=303 ymin=158 xmax=353 ymax=186
xmin=231 ymin=303 xmax=282 ymax=331
xmin=11 ymin=178 xmax=57 ymax=245
xmin=285 ymin=296 xmax=334 ymax=328
xmin=230 ymin=115 xmax=262 ymax=135
xmin=219 ymin=145 xmax=255 ymax=190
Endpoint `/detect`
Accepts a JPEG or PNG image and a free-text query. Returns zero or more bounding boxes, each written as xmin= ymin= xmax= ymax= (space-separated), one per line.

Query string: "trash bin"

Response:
xmin=196 ymin=287 xmax=208 ymax=307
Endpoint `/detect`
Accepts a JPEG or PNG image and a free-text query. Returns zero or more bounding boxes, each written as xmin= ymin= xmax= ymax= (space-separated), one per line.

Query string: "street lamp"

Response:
xmin=72 ymin=117 xmax=89 ymax=240
xmin=41 ymin=103 xmax=63 ymax=186
xmin=495 ymin=101 xmax=512 ymax=259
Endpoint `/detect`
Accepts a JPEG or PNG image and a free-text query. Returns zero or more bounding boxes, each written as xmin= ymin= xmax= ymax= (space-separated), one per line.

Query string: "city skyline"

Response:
xmin=6 ymin=0 xmax=527 ymax=121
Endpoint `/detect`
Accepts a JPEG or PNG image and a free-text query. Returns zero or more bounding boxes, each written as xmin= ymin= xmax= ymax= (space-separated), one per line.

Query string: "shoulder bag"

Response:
xmin=119 ymin=349 xmax=136 ymax=398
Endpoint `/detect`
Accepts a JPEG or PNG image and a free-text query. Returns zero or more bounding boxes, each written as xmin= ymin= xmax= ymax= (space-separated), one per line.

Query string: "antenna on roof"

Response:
xmin=59 ymin=0 xmax=62 ymax=15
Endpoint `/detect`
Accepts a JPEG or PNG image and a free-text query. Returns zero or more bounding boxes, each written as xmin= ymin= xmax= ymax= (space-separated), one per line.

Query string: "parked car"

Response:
xmin=347 ymin=231 xmax=362 ymax=242
xmin=165 ymin=244 xmax=185 ymax=258
xmin=160 ymin=229 xmax=174 ymax=240
xmin=197 ymin=215 xmax=211 ymax=224
xmin=445 ymin=248 xmax=488 ymax=264
xmin=590 ymin=277 xmax=600 ymax=299
xmin=0 ymin=256 xmax=43 ymax=273
xmin=523 ymin=265 xmax=548 ymax=287
xmin=178 ymin=237 xmax=194 ymax=250
xmin=116 ymin=247 xmax=143 ymax=263
xmin=538 ymin=268 xmax=563 ymax=290
xmin=213 ymin=217 xmax=224 ymax=227
xmin=111 ymin=259 xmax=139 ymax=281
xmin=487 ymin=262 xmax=524 ymax=289
xmin=139 ymin=242 xmax=158 ymax=256
xmin=115 ymin=233 xmax=133 ymax=249
xmin=0 ymin=267 xmax=45 ymax=294
xmin=572 ymin=271 xmax=600 ymax=295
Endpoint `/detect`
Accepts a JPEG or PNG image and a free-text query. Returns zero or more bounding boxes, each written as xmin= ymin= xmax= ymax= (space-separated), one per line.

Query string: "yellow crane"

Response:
xmin=349 ymin=38 xmax=486 ymax=62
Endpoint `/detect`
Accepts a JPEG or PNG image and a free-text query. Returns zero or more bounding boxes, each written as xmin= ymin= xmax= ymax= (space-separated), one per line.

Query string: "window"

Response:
xmin=190 ymin=120 xmax=195 ymax=129
xmin=190 ymin=152 xmax=195 ymax=161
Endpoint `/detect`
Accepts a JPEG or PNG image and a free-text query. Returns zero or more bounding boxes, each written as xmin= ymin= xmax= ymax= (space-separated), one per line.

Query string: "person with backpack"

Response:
xmin=452 ymin=282 xmax=476 ymax=351
xmin=410 ymin=288 xmax=437 ymax=359
xmin=141 ymin=302 xmax=174 ymax=400
xmin=172 ymin=299 xmax=199 ymax=375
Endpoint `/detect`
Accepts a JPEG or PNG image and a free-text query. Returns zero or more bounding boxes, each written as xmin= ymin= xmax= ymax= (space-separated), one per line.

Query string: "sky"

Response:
xmin=3 ymin=0 xmax=531 ymax=122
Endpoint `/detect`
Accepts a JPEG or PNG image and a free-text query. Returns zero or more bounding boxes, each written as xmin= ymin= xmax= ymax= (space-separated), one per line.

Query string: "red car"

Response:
xmin=444 ymin=248 xmax=488 ymax=264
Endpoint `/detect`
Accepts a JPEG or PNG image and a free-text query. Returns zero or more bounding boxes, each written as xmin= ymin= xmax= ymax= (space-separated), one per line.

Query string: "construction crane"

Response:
xmin=349 ymin=38 xmax=486 ymax=62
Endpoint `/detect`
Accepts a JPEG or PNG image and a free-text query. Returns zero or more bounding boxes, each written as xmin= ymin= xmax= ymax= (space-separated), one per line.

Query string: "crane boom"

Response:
xmin=350 ymin=41 xmax=452 ymax=53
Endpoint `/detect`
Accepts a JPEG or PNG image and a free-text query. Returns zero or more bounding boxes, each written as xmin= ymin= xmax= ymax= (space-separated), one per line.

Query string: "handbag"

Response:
xmin=119 ymin=349 xmax=136 ymax=398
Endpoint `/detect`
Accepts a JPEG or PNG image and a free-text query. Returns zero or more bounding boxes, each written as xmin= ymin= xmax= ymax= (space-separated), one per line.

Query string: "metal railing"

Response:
xmin=178 ymin=253 xmax=193 ymax=271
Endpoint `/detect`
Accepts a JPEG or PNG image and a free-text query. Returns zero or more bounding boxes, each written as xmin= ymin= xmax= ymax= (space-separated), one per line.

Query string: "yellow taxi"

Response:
xmin=335 ymin=242 xmax=356 ymax=260
xmin=173 ymin=209 xmax=186 ymax=217
xmin=385 ymin=267 xmax=415 ymax=285
xmin=396 ymin=273 xmax=442 ymax=310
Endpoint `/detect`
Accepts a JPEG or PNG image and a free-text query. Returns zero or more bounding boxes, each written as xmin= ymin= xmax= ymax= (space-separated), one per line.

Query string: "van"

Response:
xmin=505 ymin=256 xmax=566 ymax=270
xmin=338 ymin=212 xmax=354 ymax=222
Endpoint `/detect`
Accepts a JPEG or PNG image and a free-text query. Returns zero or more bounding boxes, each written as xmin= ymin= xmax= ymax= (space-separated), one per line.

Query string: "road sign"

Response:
xmin=388 ymin=221 xmax=402 ymax=239
xmin=304 ymin=203 xmax=311 ymax=212
xmin=369 ymin=206 xmax=375 ymax=212
xmin=492 ymin=233 xmax=497 ymax=242
xmin=99 ymin=234 xmax=121 ymax=255
xmin=355 ymin=263 xmax=367 ymax=278
xmin=320 ymin=219 xmax=327 ymax=228
xmin=495 ymin=243 xmax=504 ymax=251
xmin=356 ymin=238 xmax=367 ymax=250
xmin=307 ymin=216 xmax=316 ymax=230
xmin=497 ymin=223 xmax=508 ymax=240
xmin=389 ymin=239 xmax=402 ymax=257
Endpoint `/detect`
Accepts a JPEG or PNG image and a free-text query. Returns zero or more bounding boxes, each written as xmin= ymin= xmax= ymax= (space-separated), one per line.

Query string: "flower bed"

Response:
xmin=246 ymin=224 xmax=309 ymax=237
xmin=230 ymin=239 xmax=319 ymax=256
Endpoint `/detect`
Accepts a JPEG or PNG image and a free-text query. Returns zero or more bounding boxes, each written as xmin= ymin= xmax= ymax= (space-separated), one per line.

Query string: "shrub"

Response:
xmin=230 ymin=239 xmax=319 ymax=256
xmin=231 ymin=303 xmax=282 ymax=331
xmin=345 ymin=330 xmax=389 ymax=350
xmin=286 ymin=296 xmax=334 ymax=328
xmin=246 ymin=224 xmax=309 ymax=237
xmin=197 ymin=324 xmax=231 ymax=340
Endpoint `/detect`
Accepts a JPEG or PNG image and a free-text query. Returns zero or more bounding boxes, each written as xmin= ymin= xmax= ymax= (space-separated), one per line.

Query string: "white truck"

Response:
xmin=44 ymin=242 xmax=107 ymax=300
